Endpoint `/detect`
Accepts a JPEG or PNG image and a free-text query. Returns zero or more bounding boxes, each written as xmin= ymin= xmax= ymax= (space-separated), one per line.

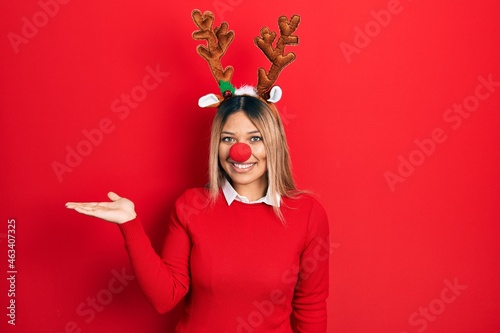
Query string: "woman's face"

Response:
xmin=219 ymin=111 xmax=268 ymax=197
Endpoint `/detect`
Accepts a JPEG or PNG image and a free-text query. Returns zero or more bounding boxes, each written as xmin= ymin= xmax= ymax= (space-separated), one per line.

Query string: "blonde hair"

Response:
xmin=208 ymin=95 xmax=297 ymax=220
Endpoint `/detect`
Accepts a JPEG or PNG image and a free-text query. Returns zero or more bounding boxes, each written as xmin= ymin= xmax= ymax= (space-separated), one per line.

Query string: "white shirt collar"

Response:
xmin=222 ymin=178 xmax=280 ymax=207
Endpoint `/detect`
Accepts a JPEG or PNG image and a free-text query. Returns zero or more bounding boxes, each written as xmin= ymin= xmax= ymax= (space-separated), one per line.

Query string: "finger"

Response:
xmin=66 ymin=202 xmax=88 ymax=209
xmin=66 ymin=202 xmax=83 ymax=207
xmin=74 ymin=204 xmax=105 ymax=212
xmin=108 ymin=192 xmax=122 ymax=202
xmin=66 ymin=202 xmax=100 ymax=209
xmin=74 ymin=206 xmax=101 ymax=217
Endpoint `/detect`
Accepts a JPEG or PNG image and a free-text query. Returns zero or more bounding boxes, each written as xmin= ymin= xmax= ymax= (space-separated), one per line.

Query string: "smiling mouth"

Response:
xmin=231 ymin=162 xmax=255 ymax=170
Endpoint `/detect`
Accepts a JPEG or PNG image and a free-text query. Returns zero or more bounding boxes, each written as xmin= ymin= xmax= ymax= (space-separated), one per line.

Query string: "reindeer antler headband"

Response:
xmin=192 ymin=9 xmax=300 ymax=108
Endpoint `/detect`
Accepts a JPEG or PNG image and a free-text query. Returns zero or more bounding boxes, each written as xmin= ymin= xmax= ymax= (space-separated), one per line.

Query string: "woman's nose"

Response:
xmin=229 ymin=143 xmax=252 ymax=162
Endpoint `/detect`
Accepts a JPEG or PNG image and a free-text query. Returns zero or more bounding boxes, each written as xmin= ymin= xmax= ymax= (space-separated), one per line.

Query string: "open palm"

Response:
xmin=66 ymin=192 xmax=137 ymax=224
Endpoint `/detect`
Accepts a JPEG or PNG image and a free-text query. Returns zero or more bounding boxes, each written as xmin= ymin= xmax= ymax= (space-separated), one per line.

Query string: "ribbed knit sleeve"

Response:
xmin=291 ymin=198 xmax=330 ymax=332
xmin=118 ymin=199 xmax=191 ymax=314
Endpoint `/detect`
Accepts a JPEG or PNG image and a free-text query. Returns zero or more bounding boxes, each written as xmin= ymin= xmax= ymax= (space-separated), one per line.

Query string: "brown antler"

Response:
xmin=254 ymin=15 xmax=300 ymax=97
xmin=192 ymin=9 xmax=235 ymax=86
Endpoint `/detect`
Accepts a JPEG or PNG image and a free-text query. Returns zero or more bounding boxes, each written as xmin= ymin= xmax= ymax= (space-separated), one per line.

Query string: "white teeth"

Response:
xmin=233 ymin=163 xmax=254 ymax=169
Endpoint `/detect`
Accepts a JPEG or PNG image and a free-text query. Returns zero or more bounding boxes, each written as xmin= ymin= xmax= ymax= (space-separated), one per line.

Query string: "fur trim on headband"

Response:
xmin=234 ymin=85 xmax=282 ymax=103
xmin=197 ymin=85 xmax=282 ymax=108
xmin=235 ymin=85 xmax=258 ymax=97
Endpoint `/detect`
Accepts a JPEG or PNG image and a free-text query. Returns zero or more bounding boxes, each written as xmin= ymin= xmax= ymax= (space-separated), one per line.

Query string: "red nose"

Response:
xmin=229 ymin=143 xmax=252 ymax=162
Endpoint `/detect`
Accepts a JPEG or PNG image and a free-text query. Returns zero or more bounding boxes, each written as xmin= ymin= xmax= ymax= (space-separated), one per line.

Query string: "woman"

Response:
xmin=66 ymin=93 xmax=330 ymax=332
xmin=69 ymin=5 xmax=331 ymax=323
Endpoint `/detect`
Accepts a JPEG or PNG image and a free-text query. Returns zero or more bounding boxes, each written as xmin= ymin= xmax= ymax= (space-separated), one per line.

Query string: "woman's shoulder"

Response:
xmin=282 ymin=191 xmax=328 ymax=223
xmin=284 ymin=192 xmax=330 ymax=237
xmin=175 ymin=187 xmax=211 ymax=204
xmin=171 ymin=187 xmax=212 ymax=224
xmin=283 ymin=191 xmax=326 ymax=210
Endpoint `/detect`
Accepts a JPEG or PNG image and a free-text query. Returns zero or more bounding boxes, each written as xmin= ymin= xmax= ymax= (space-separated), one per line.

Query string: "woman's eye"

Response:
xmin=250 ymin=136 xmax=262 ymax=142
xmin=221 ymin=137 xmax=234 ymax=142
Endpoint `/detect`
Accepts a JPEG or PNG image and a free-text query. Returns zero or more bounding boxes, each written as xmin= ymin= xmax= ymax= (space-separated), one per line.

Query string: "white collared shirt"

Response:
xmin=222 ymin=178 xmax=281 ymax=207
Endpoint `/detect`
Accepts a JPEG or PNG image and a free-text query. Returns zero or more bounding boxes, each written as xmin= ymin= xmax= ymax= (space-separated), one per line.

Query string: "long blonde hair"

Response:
xmin=208 ymin=95 xmax=297 ymax=220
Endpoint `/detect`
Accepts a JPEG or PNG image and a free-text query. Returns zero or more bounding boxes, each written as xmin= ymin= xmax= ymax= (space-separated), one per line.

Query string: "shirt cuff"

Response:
xmin=117 ymin=217 xmax=145 ymax=243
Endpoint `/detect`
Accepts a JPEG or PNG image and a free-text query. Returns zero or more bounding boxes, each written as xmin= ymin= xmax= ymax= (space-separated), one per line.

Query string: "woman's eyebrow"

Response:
xmin=221 ymin=130 xmax=261 ymax=135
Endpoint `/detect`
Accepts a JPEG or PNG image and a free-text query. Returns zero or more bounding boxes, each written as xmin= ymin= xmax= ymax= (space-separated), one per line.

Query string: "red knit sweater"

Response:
xmin=119 ymin=188 xmax=330 ymax=332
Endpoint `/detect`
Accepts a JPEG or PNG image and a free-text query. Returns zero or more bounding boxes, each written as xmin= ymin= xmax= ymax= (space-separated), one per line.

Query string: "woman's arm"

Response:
xmin=66 ymin=192 xmax=191 ymax=313
xmin=291 ymin=199 xmax=331 ymax=332
xmin=118 ymin=212 xmax=190 ymax=313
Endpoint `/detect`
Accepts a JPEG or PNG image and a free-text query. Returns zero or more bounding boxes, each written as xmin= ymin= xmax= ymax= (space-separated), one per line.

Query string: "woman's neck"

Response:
xmin=233 ymin=178 xmax=268 ymax=201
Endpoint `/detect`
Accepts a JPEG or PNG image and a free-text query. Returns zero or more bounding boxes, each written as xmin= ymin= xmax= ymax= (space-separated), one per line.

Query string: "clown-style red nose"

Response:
xmin=229 ymin=143 xmax=252 ymax=162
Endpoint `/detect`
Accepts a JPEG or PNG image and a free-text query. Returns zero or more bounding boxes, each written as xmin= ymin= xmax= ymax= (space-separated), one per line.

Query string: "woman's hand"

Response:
xmin=65 ymin=192 xmax=137 ymax=224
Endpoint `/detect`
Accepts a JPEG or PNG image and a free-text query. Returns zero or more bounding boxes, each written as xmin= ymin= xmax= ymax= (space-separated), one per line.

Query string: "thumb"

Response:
xmin=108 ymin=192 xmax=122 ymax=201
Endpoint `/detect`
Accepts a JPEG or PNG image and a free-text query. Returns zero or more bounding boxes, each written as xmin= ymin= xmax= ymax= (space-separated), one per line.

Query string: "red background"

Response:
xmin=1 ymin=0 xmax=500 ymax=332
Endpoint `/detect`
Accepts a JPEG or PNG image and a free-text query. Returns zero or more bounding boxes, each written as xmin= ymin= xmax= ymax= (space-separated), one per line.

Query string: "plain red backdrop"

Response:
xmin=1 ymin=0 xmax=500 ymax=332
